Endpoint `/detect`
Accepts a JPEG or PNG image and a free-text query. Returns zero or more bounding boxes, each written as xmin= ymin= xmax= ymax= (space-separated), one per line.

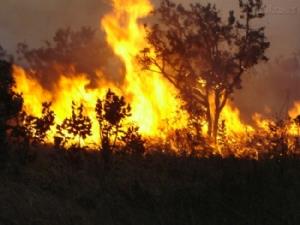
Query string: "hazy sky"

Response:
xmin=0 ymin=0 xmax=299 ymax=119
xmin=0 ymin=0 xmax=299 ymax=56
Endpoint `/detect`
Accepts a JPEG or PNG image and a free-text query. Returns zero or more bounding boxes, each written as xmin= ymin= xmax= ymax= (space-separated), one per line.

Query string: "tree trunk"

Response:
xmin=212 ymin=109 xmax=221 ymax=143
xmin=207 ymin=110 xmax=213 ymax=138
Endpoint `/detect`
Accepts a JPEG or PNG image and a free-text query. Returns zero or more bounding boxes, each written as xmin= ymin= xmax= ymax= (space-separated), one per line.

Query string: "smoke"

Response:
xmin=235 ymin=54 xmax=300 ymax=122
xmin=0 ymin=0 xmax=125 ymax=90
xmin=0 ymin=0 xmax=110 ymax=52
xmin=0 ymin=0 xmax=300 ymax=120
xmin=1 ymin=0 xmax=300 ymax=55
xmin=15 ymin=26 xmax=125 ymax=90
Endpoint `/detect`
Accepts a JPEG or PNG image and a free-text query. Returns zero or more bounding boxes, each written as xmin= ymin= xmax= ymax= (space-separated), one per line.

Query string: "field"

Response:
xmin=1 ymin=147 xmax=300 ymax=225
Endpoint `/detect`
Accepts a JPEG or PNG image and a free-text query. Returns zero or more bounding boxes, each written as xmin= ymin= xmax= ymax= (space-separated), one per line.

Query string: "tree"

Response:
xmin=139 ymin=0 xmax=269 ymax=141
xmin=16 ymin=102 xmax=55 ymax=146
xmin=56 ymin=102 xmax=92 ymax=149
xmin=96 ymin=89 xmax=131 ymax=149
xmin=122 ymin=127 xmax=145 ymax=155
xmin=0 ymin=60 xmax=23 ymax=154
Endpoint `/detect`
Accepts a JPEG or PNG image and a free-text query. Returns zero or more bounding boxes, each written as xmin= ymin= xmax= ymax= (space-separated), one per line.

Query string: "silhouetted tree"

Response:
xmin=96 ymin=89 xmax=131 ymax=161
xmin=122 ymin=127 xmax=145 ymax=155
xmin=217 ymin=120 xmax=230 ymax=155
xmin=0 ymin=60 xmax=23 ymax=159
xmin=96 ymin=89 xmax=131 ymax=145
xmin=16 ymin=102 xmax=55 ymax=145
xmin=139 ymin=0 xmax=269 ymax=141
xmin=56 ymin=102 xmax=92 ymax=149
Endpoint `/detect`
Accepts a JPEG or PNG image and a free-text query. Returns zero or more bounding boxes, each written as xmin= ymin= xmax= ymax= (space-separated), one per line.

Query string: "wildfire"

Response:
xmin=11 ymin=0 xmax=300 ymax=156
xmin=221 ymin=103 xmax=254 ymax=135
xmin=13 ymin=0 xmax=188 ymax=146
xmin=101 ymin=0 xmax=188 ymax=137
xmin=289 ymin=101 xmax=300 ymax=119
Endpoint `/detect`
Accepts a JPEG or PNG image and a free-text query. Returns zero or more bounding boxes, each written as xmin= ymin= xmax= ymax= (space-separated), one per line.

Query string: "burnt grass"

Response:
xmin=0 ymin=147 xmax=300 ymax=225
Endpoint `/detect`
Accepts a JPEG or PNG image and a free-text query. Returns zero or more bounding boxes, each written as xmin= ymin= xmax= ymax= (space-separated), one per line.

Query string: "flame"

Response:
xmin=252 ymin=113 xmax=271 ymax=130
xmin=289 ymin=101 xmax=300 ymax=136
xmin=289 ymin=101 xmax=300 ymax=119
xmin=101 ymin=0 xmax=188 ymax=137
xmin=13 ymin=0 xmax=188 ymax=146
xmin=13 ymin=67 xmax=118 ymax=145
xmin=221 ymin=103 xmax=254 ymax=135
xmin=13 ymin=66 xmax=52 ymax=117
xmin=11 ymin=0 xmax=300 ymax=156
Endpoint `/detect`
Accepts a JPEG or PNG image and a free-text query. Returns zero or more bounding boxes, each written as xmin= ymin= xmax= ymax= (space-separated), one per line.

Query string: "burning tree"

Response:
xmin=122 ymin=127 xmax=145 ymax=155
xmin=139 ymin=0 xmax=269 ymax=140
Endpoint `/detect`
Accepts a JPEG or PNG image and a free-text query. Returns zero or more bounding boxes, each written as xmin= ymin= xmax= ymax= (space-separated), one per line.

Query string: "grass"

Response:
xmin=0 ymin=146 xmax=300 ymax=225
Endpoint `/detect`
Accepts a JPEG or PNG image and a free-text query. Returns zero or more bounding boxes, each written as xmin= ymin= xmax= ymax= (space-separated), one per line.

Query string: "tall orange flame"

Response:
xmin=101 ymin=0 xmax=188 ymax=137
xmin=13 ymin=0 xmax=188 ymax=146
xmin=12 ymin=0 xmax=300 ymax=155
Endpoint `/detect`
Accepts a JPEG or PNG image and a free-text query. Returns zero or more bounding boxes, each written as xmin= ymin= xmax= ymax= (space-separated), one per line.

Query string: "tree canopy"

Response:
xmin=139 ymin=0 xmax=270 ymax=140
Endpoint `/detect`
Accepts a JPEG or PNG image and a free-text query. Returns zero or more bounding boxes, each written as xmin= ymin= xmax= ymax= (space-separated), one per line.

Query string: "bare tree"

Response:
xmin=139 ymin=0 xmax=269 ymax=141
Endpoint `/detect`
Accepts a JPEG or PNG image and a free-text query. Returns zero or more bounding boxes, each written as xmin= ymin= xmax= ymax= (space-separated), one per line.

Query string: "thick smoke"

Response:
xmin=15 ymin=27 xmax=125 ymax=90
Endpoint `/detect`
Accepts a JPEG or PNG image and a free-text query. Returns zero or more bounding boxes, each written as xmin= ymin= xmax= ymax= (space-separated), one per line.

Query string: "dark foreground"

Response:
xmin=0 ymin=148 xmax=300 ymax=225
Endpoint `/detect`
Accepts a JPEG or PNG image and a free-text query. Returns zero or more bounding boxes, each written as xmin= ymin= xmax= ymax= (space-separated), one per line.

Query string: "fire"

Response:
xmin=11 ymin=0 xmax=300 ymax=156
xmin=13 ymin=0 xmax=188 ymax=146
xmin=101 ymin=0 xmax=188 ymax=136
xmin=289 ymin=101 xmax=300 ymax=136
xmin=252 ymin=113 xmax=271 ymax=130
xmin=13 ymin=67 xmax=117 ymax=145
xmin=221 ymin=103 xmax=254 ymax=135
xmin=13 ymin=66 xmax=52 ymax=116
xmin=289 ymin=101 xmax=300 ymax=119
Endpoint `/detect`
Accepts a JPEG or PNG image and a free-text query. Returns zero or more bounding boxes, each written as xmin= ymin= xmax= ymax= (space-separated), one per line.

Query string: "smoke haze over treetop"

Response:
xmin=0 ymin=0 xmax=299 ymax=56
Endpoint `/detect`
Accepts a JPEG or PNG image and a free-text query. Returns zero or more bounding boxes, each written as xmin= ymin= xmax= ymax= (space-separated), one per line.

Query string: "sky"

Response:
xmin=0 ymin=0 xmax=109 ymax=51
xmin=0 ymin=0 xmax=300 ymax=120
xmin=0 ymin=0 xmax=299 ymax=55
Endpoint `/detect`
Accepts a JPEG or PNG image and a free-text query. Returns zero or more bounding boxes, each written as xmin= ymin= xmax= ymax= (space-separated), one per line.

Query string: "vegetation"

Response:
xmin=0 ymin=57 xmax=299 ymax=225
xmin=0 ymin=60 xmax=23 ymax=160
xmin=56 ymin=102 xmax=92 ymax=149
xmin=139 ymin=0 xmax=269 ymax=140
xmin=0 ymin=0 xmax=299 ymax=224
xmin=16 ymin=102 xmax=55 ymax=146
xmin=1 ymin=147 xmax=300 ymax=225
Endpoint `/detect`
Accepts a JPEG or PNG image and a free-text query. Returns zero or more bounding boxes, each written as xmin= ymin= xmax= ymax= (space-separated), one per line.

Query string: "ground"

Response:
xmin=0 ymin=147 xmax=300 ymax=225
